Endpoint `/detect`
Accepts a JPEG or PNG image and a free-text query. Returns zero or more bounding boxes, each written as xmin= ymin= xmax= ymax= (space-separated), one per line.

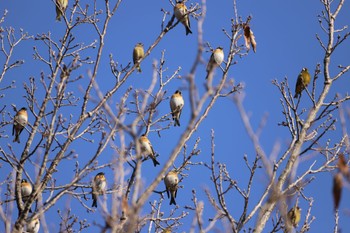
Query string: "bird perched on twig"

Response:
xmin=174 ymin=1 xmax=192 ymax=35
xmin=92 ymin=172 xmax=107 ymax=208
xmin=287 ymin=206 xmax=301 ymax=227
xmin=206 ymin=47 xmax=224 ymax=80
xmin=139 ymin=134 xmax=160 ymax=167
xmin=21 ymin=179 xmax=33 ymax=212
xmin=294 ymin=68 xmax=310 ymax=98
xmin=170 ymin=90 xmax=184 ymax=127
xmin=13 ymin=107 xmax=28 ymax=143
xmin=26 ymin=216 xmax=40 ymax=233
xmin=55 ymin=0 xmax=68 ymax=21
xmin=133 ymin=43 xmax=144 ymax=73
xmin=164 ymin=170 xmax=179 ymax=205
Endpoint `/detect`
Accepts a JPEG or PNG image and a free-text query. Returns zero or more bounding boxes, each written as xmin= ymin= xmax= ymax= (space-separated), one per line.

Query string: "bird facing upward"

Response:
xmin=139 ymin=134 xmax=160 ymax=167
xmin=164 ymin=170 xmax=179 ymax=205
xmin=170 ymin=90 xmax=184 ymax=127
xmin=13 ymin=107 xmax=28 ymax=143
xmin=174 ymin=1 xmax=192 ymax=35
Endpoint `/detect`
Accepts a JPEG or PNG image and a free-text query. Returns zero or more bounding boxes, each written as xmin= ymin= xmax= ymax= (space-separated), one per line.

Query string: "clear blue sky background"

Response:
xmin=1 ymin=0 xmax=350 ymax=232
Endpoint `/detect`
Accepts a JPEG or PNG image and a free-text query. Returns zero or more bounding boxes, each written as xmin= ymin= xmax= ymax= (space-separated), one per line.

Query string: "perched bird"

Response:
xmin=206 ymin=47 xmax=224 ymax=80
xmin=12 ymin=107 xmax=28 ymax=143
xmin=170 ymin=90 xmax=184 ymax=127
xmin=92 ymin=172 xmax=107 ymax=208
xmin=294 ymin=68 xmax=311 ymax=98
xmin=26 ymin=216 xmax=40 ymax=233
xmin=133 ymin=43 xmax=144 ymax=73
xmin=139 ymin=134 xmax=160 ymax=167
xmin=21 ymin=179 xmax=33 ymax=212
xmin=164 ymin=170 xmax=179 ymax=205
xmin=243 ymin=24 xmax=257 ymax=53
xmin=333 ymin=173 xmax=343 ymax=211
xmin=174 ymin=1 xmax=192 ymax=35
xmin=337 ymin=153 xmax=350 ymax=181
xmin=55 ymin=0 xmax=68 ymax=21
xmin=287 ymin=206 xmax=301 ymax=227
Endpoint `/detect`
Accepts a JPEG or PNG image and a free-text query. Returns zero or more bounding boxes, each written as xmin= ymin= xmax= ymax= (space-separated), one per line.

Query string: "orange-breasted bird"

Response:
xmin=92 ymin=172 xmax=107 ymax=208
xmin=139 ymin=134 xmax=160 ymax=167
xmin=55 ymin=0 xmax=68 ymax=21
xmin=294 ymin=68 xmax=311 ymax=98
xmin=133 ymin=43 xmax=144 ymax=73
xmin=174 ymin=1 xmax=192 ymax=35
xmin=164 ymin=170 xmax=179 ymax=205
xmin=21 ymin=179 xmax=33 ymax=212
xmin=206 ymin=47 xmax=224 ymax=80
xmin=170 ymin=90 xmax=184 ymax=127
xmin=287 ymin=206 xmax=301 ymax=227
xmin=26 ymin=216 xmax=40 ymax=233
xmin=13 ymin=107 xmax=28 ymax=143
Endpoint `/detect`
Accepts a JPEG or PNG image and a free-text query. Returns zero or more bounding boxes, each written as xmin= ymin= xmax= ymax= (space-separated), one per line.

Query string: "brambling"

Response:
xmin=92 ymin=172 xmax=107 ymax=208
xmin=206 ymin=47 xmax=224 ymax=80
xmin=21 ymin=179 xmax=33 ymax=212
xmin=139 ymin=134 xmax=160 ymax=167
xmin=287 ymin=206 xmax=301 ymax=227
xmin=170 ymin=90 xmax=184 ymax=127
xmin=133 ymin=43 xmax=144 ymax=73
xmin=294 ymin=68 xmax=310 ymax=98
xmin=164 ymin=170 xmax=179 ymax=205
xmin=243 ymin=24 xmax=257 ymax=53
xmin=55 ymin=0 xmax=68 ymax=21
xmin=13 ymin=107 xmax=28 ymax=143
xmin=26 ymin=216 xmax=40 ymax=233
xmin=174 ymin=1 xmax=192 ymax=35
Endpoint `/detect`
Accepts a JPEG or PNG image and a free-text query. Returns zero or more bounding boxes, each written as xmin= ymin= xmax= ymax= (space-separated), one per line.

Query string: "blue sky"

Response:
xmin=1 ymin=0 xmax=350 ymax=232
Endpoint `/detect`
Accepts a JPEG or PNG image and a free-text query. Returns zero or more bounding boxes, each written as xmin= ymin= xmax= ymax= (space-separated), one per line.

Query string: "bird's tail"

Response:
xmin=174 ymin=118 xmax=180 ymax=127
xmin=186 ymin=27 xmax=192 ymax=35
xmin=137 ymin=65 xmax=142 ymax=73
xmin=170 ymin=196 xmax=176 ymax=205
xmin=13 ymin=134 xmax=20 ymax=143
xmin=152 ymin=157 xmax=160 ymax=167
xmin=92 ymin=194 xmax=97 ymax=207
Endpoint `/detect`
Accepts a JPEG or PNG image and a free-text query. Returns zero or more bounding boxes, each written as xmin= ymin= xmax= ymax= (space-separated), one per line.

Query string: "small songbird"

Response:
xmin=13 ymin=107 xmax=28 ymax=143
xmin=294 ymin=68 xmax=311 ymax=98
xmin=21 ymin=179 xmax=33 ymax=212
xmin=206 ymin=47 xmax=224 ymax=80
xmin=164 ymin=170 xmax=179 ymax=205
xmin=26 ymin=216 xmax=40 ymax=233
xmin=55 ymin=0 xmax=68 ymax=21
xmin=139 ymin=134 xmax=160 ymax=167
xmin=287 ymin=206 xmax=301 ymax=227
xmin=243 ymin=24 xmax=257 ymax=53
xmin=170 ymin=90 xmax=184 ymax=127
xmin=174 ymin=1 xmax=192 ymax=35
xmin=92 ymin=172 xmax=107 ymax=208
xmin=133 ymin=43 xmax=144 ymax=73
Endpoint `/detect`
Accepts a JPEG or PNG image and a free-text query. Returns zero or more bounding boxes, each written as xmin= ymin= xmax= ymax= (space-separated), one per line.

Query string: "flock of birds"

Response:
xmin=10 ymin=0 xmax=312 ymax=232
